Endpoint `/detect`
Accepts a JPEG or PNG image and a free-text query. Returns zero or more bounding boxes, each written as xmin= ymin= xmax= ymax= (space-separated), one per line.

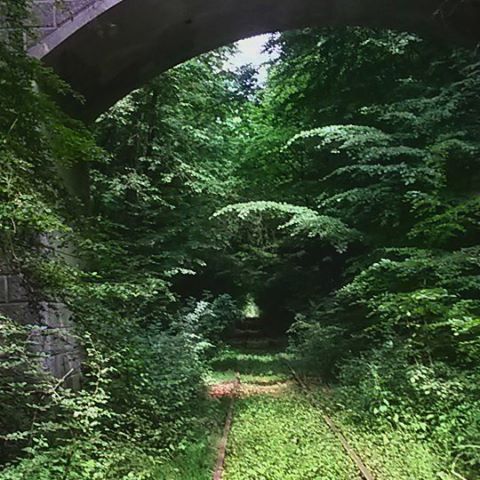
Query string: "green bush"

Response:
xmin=176 ymin=293 xmax=241 ymax=344
xmin=336 ymin=345 xmax=480 ymax=475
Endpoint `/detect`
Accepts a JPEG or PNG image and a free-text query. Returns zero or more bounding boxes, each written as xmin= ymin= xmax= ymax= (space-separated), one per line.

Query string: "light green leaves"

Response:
xmin=214 ymin=201 xmax=359 ymax=252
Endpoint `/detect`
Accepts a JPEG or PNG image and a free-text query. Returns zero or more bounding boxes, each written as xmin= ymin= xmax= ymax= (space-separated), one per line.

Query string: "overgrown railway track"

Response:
xmin=288 ymin=365 xmax=376 ymax=480
xmin=212 ymin=365 xmax=376 ymax=480
xmin=213 ymin=374 xmax=240 ymax=480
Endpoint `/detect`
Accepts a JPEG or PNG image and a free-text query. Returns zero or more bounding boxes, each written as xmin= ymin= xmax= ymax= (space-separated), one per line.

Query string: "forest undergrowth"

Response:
xmin=0 ymin=1 xmax=479 ymax=479
xmin=211 ymin=345 xmax=462 ymax=480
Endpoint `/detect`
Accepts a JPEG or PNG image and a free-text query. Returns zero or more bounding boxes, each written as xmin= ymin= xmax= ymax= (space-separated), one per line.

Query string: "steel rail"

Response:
xmin=212 ymin=374 xmax=240 ymax=480
xmin=288 ymin=365 xmax=376 ymax=480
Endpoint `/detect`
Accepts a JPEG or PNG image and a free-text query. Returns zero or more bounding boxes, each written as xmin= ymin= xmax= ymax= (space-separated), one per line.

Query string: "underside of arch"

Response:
xmin=29 ymin=0 xmax=480 ymax=119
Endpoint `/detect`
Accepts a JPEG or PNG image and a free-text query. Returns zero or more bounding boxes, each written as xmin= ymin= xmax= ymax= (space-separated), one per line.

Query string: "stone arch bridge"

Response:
xmin=20 ymin=0 xmax=480 ymax=119
xmin=1 ymin=0 xmax=479 ymax=386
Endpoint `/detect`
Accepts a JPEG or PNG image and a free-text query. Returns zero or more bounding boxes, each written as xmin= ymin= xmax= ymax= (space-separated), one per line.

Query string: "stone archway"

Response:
xmin=27 ymin=0 xmax=480 ymax=119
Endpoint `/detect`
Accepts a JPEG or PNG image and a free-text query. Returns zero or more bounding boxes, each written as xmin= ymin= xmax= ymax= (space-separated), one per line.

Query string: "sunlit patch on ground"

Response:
xmin=209 ymin=379 xmax=295 ymax=398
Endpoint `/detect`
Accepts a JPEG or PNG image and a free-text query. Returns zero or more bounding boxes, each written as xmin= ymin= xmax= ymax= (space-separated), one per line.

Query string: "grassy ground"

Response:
xmin=159 ymin=344 xmax=457 ymax=479
xmin=334 ymin=424 xmax=455 ymax=480
xmin=152 ymin=399 xmax=228 ymax=480
xmin=207 ymin=345 xmax=291 ymax=385
xmin=212 ymin=344 xmax=359 ymax=480
xmin=303 ymin=387 xmax=457 ymax=480
xmin=153 ymin=436 xmax=220 ymax=480
xmin=224 ymin=392 xmax=359 ymax=480
xmin=325 ymin=410 xmax=456 ymax=480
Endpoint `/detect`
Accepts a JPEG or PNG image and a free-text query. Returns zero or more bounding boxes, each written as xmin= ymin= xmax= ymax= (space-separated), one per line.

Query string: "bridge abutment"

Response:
xmin=0 ymin=262 xmax=82 ymax=389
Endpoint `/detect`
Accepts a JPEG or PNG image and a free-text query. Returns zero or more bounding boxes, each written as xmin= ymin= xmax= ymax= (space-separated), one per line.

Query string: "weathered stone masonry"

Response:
xmin=0 ymin=264 xmax=82 ymax=389
xmin=22 ymin=0 xmax=480 ymax=120
xmin=0 ymin=1 xmax=97 ymax=46
xmin=29 ymin=1 xmax=97 ymax=42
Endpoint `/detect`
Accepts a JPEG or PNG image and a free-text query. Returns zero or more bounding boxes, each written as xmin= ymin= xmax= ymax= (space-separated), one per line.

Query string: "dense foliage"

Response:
xmin=0 ymin=2 xmax=479 ymax=478
xmin=1 ymin=4 xmax=240 ymax=478
xmin=222 ymin=29 xmax=480 ymax=476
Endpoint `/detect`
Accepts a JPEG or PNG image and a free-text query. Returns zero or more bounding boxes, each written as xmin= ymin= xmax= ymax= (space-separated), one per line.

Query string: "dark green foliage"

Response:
xmin=0 ymin=5 xmax=240 ymax=477
xmin=0 ymin=42 xmax=100 ymax=253
xmin=1 ymin=3 xmax=479 ymax=477
xmin=256 ymin=28 xmax=480 ymax=476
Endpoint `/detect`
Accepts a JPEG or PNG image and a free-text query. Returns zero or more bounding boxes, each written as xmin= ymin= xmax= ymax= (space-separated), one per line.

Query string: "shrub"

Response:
xmin=176 ymin=293 xmax=241 ymax=344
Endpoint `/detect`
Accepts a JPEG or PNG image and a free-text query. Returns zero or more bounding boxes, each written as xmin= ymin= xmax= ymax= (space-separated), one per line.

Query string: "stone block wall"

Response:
xmin=0 ymin=265 xmax=82 ymax=389
xmin=0 ymin=0 xmax=90 ymax=388
xmin=29 ymin=0 xmax=97 ymax=41
xmin=0 ymin=0 xmax=98 ymax=47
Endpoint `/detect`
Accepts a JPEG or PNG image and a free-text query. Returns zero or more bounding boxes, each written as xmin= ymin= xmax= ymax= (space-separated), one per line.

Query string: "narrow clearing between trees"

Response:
xmin=208 ymin=345 xmax=361 ymax=480
xmin=206 ymin=344 xmax=458 ymax=480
